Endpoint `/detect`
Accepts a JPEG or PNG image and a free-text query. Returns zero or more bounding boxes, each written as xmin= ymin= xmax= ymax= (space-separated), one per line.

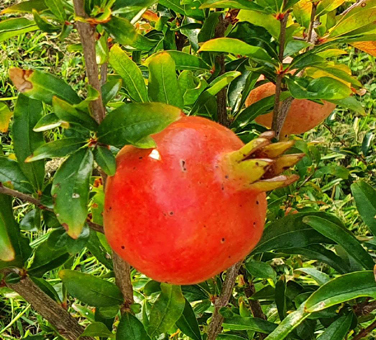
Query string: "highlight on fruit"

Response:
xmin=104 ymin=115 xmax=303 ymax=285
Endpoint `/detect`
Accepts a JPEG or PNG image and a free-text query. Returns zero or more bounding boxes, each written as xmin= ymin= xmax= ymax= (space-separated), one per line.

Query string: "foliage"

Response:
xmin=0 ymin=0 xmax=376 ymax=339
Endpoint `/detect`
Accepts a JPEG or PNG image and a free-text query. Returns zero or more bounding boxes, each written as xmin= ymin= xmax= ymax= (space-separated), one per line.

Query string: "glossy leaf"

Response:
xmin=0 ymin=103 xmax=12 ymax=133
xmin=295 ymin=268 xmax=330 ymax=285
xmin=316 ymin=0 xmax=345 ymax=16
xmin=318 ymin=313 xmax=353 ymax=340
xmin=176 ymin=299 xmax=202 ymax=340
xmin=117 ymin=313 xmax=150 ymax=340
xmin=0 ymin=157 xmax=34 ymax=193
xmin=351 ymin=181 xmax=376 ymax=236
xmin=94 ymin=146 xmax=116 ymax=177
xmin=222 ymin=316 xmax=277 ymax=333
xmin=26 ymin=138 xmax=87 ymax=162
xmin=0 ymin=18 xmax=38 ymax=42
xmin=146 ymin=51 xmax=210 ymax=71
xmin=245 ymin=260 xmax=276 ymax=280
xmin=148 ymin=52 xmax=183 ymax=109
xmin=33 ymin=113 xmax=66 ymax=132
xmin=12 ymin=95 xmax=45 ymax=191
xmin=30 ymin=276 xmax=61 ymax=303
xmin=52 ymin=149 xmax=93 ymax=239
xmin=10 ymin=68 xmax=80 ymax=105
xmin=20 ymin=209 xmax=40 ymax=232
xmin=81 ymin=322 xmax=115 ymax=339
xmin=200 ymin=0 xmax=263 ymax=10
xmin=305 ymin=271 xmax=376 ymax=312
xmin=109 ymin=44 xmax=148 ymax=103
xmin=33 ymin=9 xmax=60 ymax=33
xmin=362 ymin=132 xmax=374 ymax=155
xmin=1 ymin=0 xmax=48 ymax=14
xmin=59 ymin=269 xmax=123 ymax=307
xmin=46 ymin=0 xmax=66 ymax=21
xmin=303 ymin=215 xmax=374 ymax=270
xmin=328 ymin=96 xmax=365 ymax=115
xmin=238 ymin=10 xmax=280 ymax=39
xmin=148 ymin=284 xmax=185 ymax=337
xmin=0 ymin=202 xmax=15 ymax=262
xmin=113 ymin=0 xmax=157 ymax=11
xmin=98 ymin=102 xmax=182 ymax=148
xmin=102 ymin=77 xmax=123 ymax=105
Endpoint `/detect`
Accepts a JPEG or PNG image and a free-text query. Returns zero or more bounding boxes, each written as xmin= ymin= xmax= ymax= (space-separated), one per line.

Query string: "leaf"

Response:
xmin=1 ymin=0 xmax=48 ymax=14
xmin=200 ymin=0 xmax=263 ymax=10
xmin=223 ymin=316 xmax=277 ymax=334
xmin=33 ymin=9 xmax=60 ymax=33
xmin=59 ymin=269 xmax=123 ymax=307
xmin=113 ymin=0 xmax=157 ymax=11
xmin=295 ymin=268 xmax=330 ymax=285
xmin=303 ymin=215 xmax=374 ymax=270
xmin=237 ymin=10 xmax=280 ymax=39
xmin=45 ymin=0 xmax=66 ymax=21
xmin=351 ymin=181 xmax=376 ymax=236
xmin=264 ymin=303 xmax=309 ymax=340
xmin=0 ymin=18 xmax=38 ymax=42
xmin=103 ymin=16 xmax=157 ymax=51
xmin=0 ymin=103 xmax=12 ymax=133
xmin=30 ymin=277 xmax=61 ymax=302
xmin=0 ymin=194 xmax=31 ymax=266
xmin=12 ymin=94 xmax=45 ymax=191
xmin=199 ymin=38 xmax=275 ymax=65
xmin=318 ymin=313 xmax=353 ymax=340
xmin=146 ymin=51 xmax=210 ymax=71
xmin=328 ymin=96 xmax=365 ymax=115
xmin=52 ymin=149 xmax=93 ymax=239
xmin=53 ymin=97 xmax=98 ymax=131
xmin=362 ymin=132 xmax=374 ymax=155
xmin=148 ymin=52 xmax=183 ymax=109
xmin=26 ymin=138 xmax=87 ymax=162
xmin=81 ymin=322 xmax=115 ymax=339
xmin=97 ymin=102 xmax=182 ymax=149
xmin=109 ymin=44 xmax=148 ymax=103
xmin=316 ymin=0 xmax=345 ymax=16
xmin=0 ymin=157 xmax=34 ymax=193
xmin=20 ymin=209 xmax=40 ymax=232
xmin=176 ymin=299 xmax=202 ymax=340
xmin=148 ymin=284 xmax=185 ymax=337
xmin=245 ymin=260 xmax=276 ymax=280
xmin=33 ymin=113 xmax=66 ymax=132
xmin=352 ymin=41 xmax=376 ymax=57
xmin=94 ymin=146 xmax=117 ymax=176
xmin=9 ymin=68 xmax=81 ymax=105
xmin=102 ymin=77 xmax=123 ymax=105
xmin=305 ymin=271 xmax=376 ymax=312
xmin=286 ymin=76 xmax=352 ymax=100
xmin=117 ymin=313 xmax=150 ymax=340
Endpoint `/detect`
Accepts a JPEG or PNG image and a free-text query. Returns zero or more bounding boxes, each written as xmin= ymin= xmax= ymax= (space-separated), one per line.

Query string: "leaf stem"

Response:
xmin=353 ymin=318 xmax=376 ymax=340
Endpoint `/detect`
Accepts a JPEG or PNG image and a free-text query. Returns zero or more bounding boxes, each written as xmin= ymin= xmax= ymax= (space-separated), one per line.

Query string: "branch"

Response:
xmin=207 ymin=262 xmax=242 ymax=340
xmin=342 ymin=0 xmax=367 ymax=16
xmin=0 ymin=184 xmax=104 ymax=234
xmin=73 ymin=0 xmax=105 ymax=124
xmin=353 ymin=318 xmax=376 ymax=340
xmin=7 ymin=275 xmax=94 ymax=340
xmin=112 ymin=252 xmax=134 ymax=311
xmin=306 ymin=2 xmax=317 ymax=44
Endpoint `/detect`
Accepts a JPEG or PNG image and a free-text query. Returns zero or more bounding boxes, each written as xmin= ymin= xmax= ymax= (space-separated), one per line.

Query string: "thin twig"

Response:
xmin=306 ymin=2 xmax=317 ymax=44
xmin=342 ymin=0 xmax=367 ymax=16
xmin=353 ymin=318 xmax=376 ymax=340
xmin=0 ymin=184 xmax=104 ymax=233
xmin=7 ymin=275 xmax=94 ymax=340
xmin=112 ymin=253 xmax=134 ymax=311
xmin=207 ymin=262 xmax=242 ymax=340
xmin=73 ymin=0 xmax=105 ymax=124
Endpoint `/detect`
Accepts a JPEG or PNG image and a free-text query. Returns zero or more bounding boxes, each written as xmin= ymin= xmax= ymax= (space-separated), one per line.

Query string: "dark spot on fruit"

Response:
xmin=121 ymin=246 xmax=125 ymax=249
xmin=256 ymin=201 xmax=259 ymax=205
xmin=139 ymin=157 xmax=143 ymax=160
xmin=256 ymin=162 xmax=259 ymax=166
xmin=228 ymin=256 xmax=231 ymax=259
xmin=225 ymin=175 xmax=229 ymax=179
xmin=180 ymin=160 xmax=187 ymax=172
xmin=215 ymin=165 xmax=219 ymax=169
xmin=253 ymin=222 xmax=256 ymax=227
xmin=133 ymin=167 xmax=136 ymax=170
xmin=221 ymin=238 xmax=225 ymax=243
xmin=221 ymin=184 xmax=224 ymax=190
xmin=203 ymin=225 xmax=207 ymax=228
xmin=109 ymin=206 xmax=112 ymax=210
xmin=169 ymin=211 xmax=174 ymax=216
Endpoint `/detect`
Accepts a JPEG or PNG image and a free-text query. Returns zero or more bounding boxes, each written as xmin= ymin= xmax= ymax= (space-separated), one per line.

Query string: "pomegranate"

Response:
xmin=104 ymin=115 xmax=301 ymax=285
xmin=246 ymin=82 xmax=336 ymax=139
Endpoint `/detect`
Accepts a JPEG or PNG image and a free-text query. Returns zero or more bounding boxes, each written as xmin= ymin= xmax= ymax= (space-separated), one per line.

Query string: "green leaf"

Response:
xmin=223 ymin=316 xmax=277 ymax=334
xmin=26 ymin=138 xmax=87 ymax=162
xmin=12 ymin=94 xmax=45 ymax=191
xmin=316 ymin=0 xmax=345 ymax=16
xmin=0 ymin=194 xmax=31 ymax=266
xmin=0 ymin=18 xmax=38 ymax=42
xmin=30 ymin=276 xmax=61 ymax=303
xmin=305 ymin=271 xmax=376 ymax=312
xmin=207 ymin=71 xmax=241 ymax=96
xmin=199 ymin=38 xmax=275 ymax=65
xmin=52 ymin=149 xmax=93 ymax=239
xmin=33 ymin=9 xmax=60 ymax=33
xmin=20 ymin=209 xmax=40 ymax=232
xmin=87 ymin=230 xmax=113 ymax=270
xmin=148 ymin=52 xmax=183 ymax=109
xmin=33 ymin=113 xmax=66 ymax=132
xmin=1 ymin=0 xmax=48 ymax=14
xmin=200 ymin=0 xmax=263 ymax=10
xmin=146 ymin=51 xmax=210 ymax=71
xmin=148 ymin=284 xmax=185 ymax=337
xmin=264 ymin=303 xmax=309 ymax=340
xmin=10 ymin=68 xmax=81 ymax=105
xmin=328 ymin=96 xmax=365 ymax=115
xmin=275 ymin=277 xmax=287 ymax=320
xmin=59 ymin=269 xmax=123 ymax=307
xmin=286 ymin=76 xmax=352 ymax=100
xmin=81 ymin=322 xmax=115 ymax=339
xmin=53 ymin=96 xmax=98 ymax=131
xmin=0 ymin=102 xmax=13 ymax=133
xmin=245 ymin=260 xmax=276 ymax=280
xmin=237 ymin=10 xmax=280 ymax=39
xmin=351 ymin=181 xmax=376 ymax=236
xmin=176 ymin=299 xmax=202 ymax=340
xmin=295 ymin=268 xmax=330 ymax=285
xmin=109 ymin=44 xmax=148 ymax=103
xmin=45 ymin=0 xmax=66 ymax=21
xmin=103 ymin=16 xmax=157 ymax=51
xmin=94 ymin=146 xmax=117 ymax=176
xmin=318 ymin=313 xmax=353 ymax=340
xmin=113 ymin=0 xmax=157 ymax=11
xmin=117 ymin=313 xmax=150 ymax=340
xmin=0 ymin=157 xmax=34 ymax=193
xmin=97 ymin=102 xmax=182 ymax=148
xmin=362 ymin=132 xmax=374 ymax=155
xmin=102 ymin=77 xmax=123 ymax=105
xmin=303 ymin=215 xmax=374 ymax=270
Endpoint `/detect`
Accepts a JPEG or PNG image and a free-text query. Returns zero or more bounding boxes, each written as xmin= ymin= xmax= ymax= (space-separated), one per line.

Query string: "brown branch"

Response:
xmin=207 ymin=262 xmax=242 ymax=340
xmin=7 ymin=275 xmax=94 ymax=340
xmin=353 ymin=318 xmax=376 ymax=340
xmin=73 ymin=0 xmax=105 ymax=124
xmin=306 ymin=2 xmax=317 ymax=44
xmin=0 ymin=185 xmax=104 ymax=234
xmin=342 ymin=0 xmax=367 ymax=16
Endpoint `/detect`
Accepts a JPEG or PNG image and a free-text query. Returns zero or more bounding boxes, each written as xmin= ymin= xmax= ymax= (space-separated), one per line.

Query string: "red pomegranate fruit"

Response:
xmin=104 ymin=115 xmax=301 ymax=285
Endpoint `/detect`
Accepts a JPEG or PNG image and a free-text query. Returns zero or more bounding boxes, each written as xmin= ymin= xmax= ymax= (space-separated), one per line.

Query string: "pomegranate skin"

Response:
xmin=104 ymin=116 xmax=266 ymax=285
xmin=246 ymin=83 xmax=336 ymax=138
